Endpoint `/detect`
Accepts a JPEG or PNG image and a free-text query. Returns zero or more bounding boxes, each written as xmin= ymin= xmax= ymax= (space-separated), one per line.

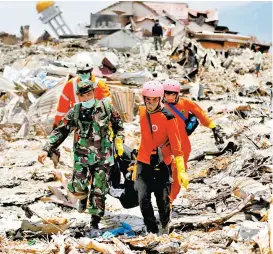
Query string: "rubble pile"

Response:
xmin=0 ymin=38 xmax=96 ymax=72
xmin=201 ymin=49 xmax=272 ymax=97
xmin=0 ymin=97 xmax=272 ymax=252
xmin=0 ymin=35 xmax=272 ymax=253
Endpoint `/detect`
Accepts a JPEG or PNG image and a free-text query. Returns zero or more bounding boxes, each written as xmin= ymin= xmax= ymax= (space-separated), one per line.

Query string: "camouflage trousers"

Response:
xmin=68 ymin=162 xmax=110 ymax=217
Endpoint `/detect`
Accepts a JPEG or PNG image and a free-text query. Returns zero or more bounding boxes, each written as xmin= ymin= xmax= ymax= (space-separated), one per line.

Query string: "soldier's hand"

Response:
xmin=49 ymin=150 xmax=60 ymax=168
xmin=38 ymin=151 xmax=48 ymax=164
xmin=114 ymin=137 xmax=124 ymax=157
xmin=128 ymin=164 xmax=137 ymax=181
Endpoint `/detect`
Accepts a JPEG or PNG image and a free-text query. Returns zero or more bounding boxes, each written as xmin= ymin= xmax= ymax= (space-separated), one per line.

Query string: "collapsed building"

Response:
xmin=87 ymin=1 xmax=270 ymax=54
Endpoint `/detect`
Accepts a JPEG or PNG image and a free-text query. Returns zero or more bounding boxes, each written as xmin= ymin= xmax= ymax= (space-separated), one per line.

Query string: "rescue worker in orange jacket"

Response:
xmin=162 ymin=79 xmax=224 ymax=203
xmin=129 ymin=81 xmax=189 ymax=235
xmin=53 ymin=58 xmax=111 ymax=129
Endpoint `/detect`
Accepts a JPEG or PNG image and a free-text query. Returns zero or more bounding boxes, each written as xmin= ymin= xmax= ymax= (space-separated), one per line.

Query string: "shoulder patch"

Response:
xmin=161 ymin=107 xmax=175 ymax=120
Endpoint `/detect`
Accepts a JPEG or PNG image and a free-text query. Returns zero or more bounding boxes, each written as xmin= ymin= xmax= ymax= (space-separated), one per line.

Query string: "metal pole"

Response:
xmin=48 ymin=20 xmax=59 ymax=38
xmin=54 ymin=17 xmax=66 ymax=35
xmin=59 ymin=15 xmax=73 ymax=34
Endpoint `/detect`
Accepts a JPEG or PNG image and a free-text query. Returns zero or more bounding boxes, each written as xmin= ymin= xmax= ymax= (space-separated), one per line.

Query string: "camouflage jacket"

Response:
xmin=43 ymin=99 xmax=124 ymax=166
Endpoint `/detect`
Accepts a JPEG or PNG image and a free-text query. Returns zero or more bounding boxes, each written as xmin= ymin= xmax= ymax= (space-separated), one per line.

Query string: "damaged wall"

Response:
xmin=131 ymin=2 xmax=157 ymax=18
xmin=90 ymin=14 xmax=131 ymax=29
xmin=200 ymin=41 xmax=243 ymax=51
xmin=99 ymin=29 xmax=142 ymax=49
xmin=135 ymin=18 xmax=155 ymax=36
xmin=0 ymin=33 xmax=19 ymax=46
xmin=98 ymin=1 xmax=134 ymax=15
xmin=188 ymin=21 xmax=215 ymax=33
xmin=97 ymin=2 xmax=156 ymax=19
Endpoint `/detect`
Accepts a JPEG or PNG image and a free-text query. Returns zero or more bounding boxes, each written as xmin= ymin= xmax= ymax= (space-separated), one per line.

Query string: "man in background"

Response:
xmin=254 ymin=46 xmax=262 ymax=77
xmin=152 ymin=19 xmax=163 ymax=51
xmin=163 ymin=21 xmax=176 ymax=51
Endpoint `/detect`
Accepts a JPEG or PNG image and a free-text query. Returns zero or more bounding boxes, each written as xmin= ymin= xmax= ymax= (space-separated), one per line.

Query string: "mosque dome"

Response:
xmin=36 ymin=1 xmax=54 ymax=13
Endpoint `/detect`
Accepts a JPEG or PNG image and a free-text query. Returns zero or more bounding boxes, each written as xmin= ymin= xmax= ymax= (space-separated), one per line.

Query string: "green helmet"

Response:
xmin=76 ymin=80 xmax=96 ymax=95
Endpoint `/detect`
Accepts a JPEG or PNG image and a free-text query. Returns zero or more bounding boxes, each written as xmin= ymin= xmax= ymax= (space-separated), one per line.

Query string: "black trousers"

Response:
xmin=134 ymin=161 xmax=171 ymax=233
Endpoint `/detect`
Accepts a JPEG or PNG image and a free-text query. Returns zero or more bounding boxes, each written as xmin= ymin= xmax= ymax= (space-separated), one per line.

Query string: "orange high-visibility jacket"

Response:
xmin=137 ymin=105 xmax=185 ymax=166
xmin=165 ymin=97 xmax=213 ymax=157
xmin=53 ymin=75 xmax=111 ymax=126
xmin=166 ymin=98 xmax=213 ymax=202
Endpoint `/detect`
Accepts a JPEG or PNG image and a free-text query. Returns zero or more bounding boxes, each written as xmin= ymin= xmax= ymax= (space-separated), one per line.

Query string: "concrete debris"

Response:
xmin=100 ymin=29 xmax=143 ymax=50
xmin=233 ymin=177 xmax=271 ymax=202
xmin=28 ymin=76 xmax=69 ymax=135
xmin=224 ymin=221 xmax=270 ymax=254
xmin=171 ymin=194 xmax=254 ymax=228
xmin=0 ymin=13 xmax=272 ymax=253
xmin=109 ymin=69 xmax=153 ymax=85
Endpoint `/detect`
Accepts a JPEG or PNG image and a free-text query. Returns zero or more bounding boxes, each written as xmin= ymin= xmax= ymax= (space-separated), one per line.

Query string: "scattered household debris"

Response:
xmin=0 ymin=2 xmax=272 ymax=253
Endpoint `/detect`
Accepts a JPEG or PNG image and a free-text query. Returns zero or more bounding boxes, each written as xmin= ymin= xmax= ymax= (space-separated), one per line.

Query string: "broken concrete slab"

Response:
xmin=233 ymin=177 xmax=271 ymax=203
xmin=100 ymin=30 xmax=142 ymax=50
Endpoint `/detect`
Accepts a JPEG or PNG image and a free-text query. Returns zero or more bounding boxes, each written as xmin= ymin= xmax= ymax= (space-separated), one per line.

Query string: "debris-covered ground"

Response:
xmin=0 ymin=37 xmax=272 ymax=253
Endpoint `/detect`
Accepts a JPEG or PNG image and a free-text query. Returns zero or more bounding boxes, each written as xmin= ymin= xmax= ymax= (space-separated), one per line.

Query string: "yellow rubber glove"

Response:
xmin=108 ymin=126 xmax=114 ymax=141
xmin=115 ymin=137 xmax=124 ymax=157
xmin=175 ymin=156 xmax=189 ymax=189
xmin=128 ymin=164 xmax=137 ymax=181
xmin=208 ymin=121 xmax=216 ymax=129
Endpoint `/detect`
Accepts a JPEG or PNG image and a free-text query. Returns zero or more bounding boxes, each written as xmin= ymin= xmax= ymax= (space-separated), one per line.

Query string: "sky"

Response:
xmin=0 ymin=1 xmax=267 ymax=40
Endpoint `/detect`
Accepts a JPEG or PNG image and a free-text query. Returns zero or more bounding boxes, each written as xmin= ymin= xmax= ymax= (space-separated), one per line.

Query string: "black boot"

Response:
xmin=76 ymin=197 xmax=88 ymax=213
xmin=90 ymin=215 xmax=101 ymax=229
xmin=89 ymin=215 xmax=102 ymax=238
xmin=146 ymin=221 xmax=159 ymax=234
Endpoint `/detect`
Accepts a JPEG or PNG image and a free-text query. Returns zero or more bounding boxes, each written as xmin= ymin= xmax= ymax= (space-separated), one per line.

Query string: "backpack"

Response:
xmin=168 ymin=103 xmax=199 ymax=136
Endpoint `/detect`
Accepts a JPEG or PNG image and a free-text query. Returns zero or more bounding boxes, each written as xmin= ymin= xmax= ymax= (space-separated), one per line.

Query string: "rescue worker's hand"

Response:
xmin=114 ymin=137 xmax=124 ymax=157
xmin=38 ymin=151 xmax=48 ymax=164
xmin=127 ymin=164 xmax=137 ymax=181
xmin=208 ymin=121 xmax=216 ymax=129
xmin=175 ymin=156 xmax=189 ymax=189
xmin=209 ymin=122 xmax=225 ymax=145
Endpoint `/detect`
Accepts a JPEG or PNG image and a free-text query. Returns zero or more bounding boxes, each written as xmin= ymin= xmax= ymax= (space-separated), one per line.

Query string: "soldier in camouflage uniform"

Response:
xmin=38 ymin=80 xmax=124 ymax=233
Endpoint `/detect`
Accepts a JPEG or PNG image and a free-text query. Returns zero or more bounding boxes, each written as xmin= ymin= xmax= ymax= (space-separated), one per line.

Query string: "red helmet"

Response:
xmin=142 ymin=81 xmax=164 ymax=99
xmin=162 ymin=79 xmax=180 ymax=93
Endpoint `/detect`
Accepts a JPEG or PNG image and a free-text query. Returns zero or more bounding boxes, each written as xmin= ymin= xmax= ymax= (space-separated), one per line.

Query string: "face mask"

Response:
xmin=78 ymin=72 xmax=91 ymax=81
xmin=82 ymin=98 xmax=95 ymax=108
